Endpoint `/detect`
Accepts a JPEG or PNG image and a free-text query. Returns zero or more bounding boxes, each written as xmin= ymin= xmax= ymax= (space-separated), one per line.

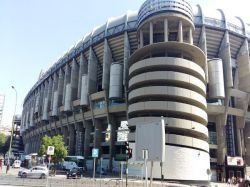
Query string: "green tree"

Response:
xmin=38 ymin=135 xmax=67 ymax=163
xmin=0 ymin=133 xmax=6 ymax=148
xmin=0 ymin=134 xmax=10 ymax=155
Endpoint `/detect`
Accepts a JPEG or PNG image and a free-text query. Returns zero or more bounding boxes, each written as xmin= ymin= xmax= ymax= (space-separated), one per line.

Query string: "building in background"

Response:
xmin=0 ymin=94 xmax=5 ymax=126
xmin=11 ymin=115 xmax=24 ymax=159
xmin=21 ymin=0 xmax=250 ymax=183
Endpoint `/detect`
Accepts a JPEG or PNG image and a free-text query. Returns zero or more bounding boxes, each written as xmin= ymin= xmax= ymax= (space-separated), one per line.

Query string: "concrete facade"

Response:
xmin=21 ymin=0 xmax=250 ymax=182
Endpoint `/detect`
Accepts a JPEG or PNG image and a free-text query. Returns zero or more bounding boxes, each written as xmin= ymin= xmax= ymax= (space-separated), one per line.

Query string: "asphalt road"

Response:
xmin=0 ymin=167 xmax=229 ymax=187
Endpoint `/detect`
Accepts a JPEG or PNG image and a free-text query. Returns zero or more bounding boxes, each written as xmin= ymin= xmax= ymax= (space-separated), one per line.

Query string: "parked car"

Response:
xmin=18 ymin=166 xmax=49 ymax=179
xmin=66 ymin=167 xmax=82 ymax=179
xmin=12 ymin=160 xmax=21 ymax=168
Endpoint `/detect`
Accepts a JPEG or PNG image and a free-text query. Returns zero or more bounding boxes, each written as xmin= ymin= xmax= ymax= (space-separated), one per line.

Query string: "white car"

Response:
xmin=18 ymin=166 xmax=49 ymax=179
xmin=12 ymin=160 xmax=21 ymax=168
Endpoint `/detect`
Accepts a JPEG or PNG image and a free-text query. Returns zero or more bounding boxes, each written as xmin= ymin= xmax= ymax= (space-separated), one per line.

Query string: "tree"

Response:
xmin=38 ymin=135 xmax=67 ymax=164
xmin=0 ymin=134 xmax=10 ymax=155
xmin=0 ymin=133 xmax=6 ymax=148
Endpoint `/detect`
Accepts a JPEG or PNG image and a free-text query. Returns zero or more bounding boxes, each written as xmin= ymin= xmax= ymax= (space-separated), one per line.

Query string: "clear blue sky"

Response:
xmin=0 ymin=0 xmax=249 ymax=128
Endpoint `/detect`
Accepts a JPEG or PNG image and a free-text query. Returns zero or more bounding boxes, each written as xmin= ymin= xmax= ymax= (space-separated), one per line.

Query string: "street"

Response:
xmin=0 ymin=166 xmax=230 ymax=187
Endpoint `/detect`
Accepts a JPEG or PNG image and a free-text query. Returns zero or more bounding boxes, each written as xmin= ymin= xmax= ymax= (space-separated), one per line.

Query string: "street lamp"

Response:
xmin=7 ymin=86 xmax=17 ymax=168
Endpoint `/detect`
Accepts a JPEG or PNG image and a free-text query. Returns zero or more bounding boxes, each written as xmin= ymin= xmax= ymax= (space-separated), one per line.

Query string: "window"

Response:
xmin=168 ymin=32 xmax=178 ymax=41
xmin=208 ymin=131 xmax=217 ymax=144
xmin=93 ymin=100 xmax=106 ymax=109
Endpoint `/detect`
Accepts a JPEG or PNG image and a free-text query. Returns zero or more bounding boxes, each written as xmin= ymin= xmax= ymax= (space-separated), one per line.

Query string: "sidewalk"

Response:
xmin=0 ymin=165 xmax=19 ymax=176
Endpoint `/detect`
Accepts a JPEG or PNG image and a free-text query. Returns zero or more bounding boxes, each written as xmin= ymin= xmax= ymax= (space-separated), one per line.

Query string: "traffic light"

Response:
xmin=125 ymin=141 xmax=132 ymax=159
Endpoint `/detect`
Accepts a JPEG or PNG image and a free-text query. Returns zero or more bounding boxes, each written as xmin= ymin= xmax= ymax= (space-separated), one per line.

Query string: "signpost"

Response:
xmin=46 ymin=146 xmax=55 ymax=169
xmin=46 ymin=146 xmax=54 ymax=187
xmin=92 ymin=148 xmax=99 ymax=179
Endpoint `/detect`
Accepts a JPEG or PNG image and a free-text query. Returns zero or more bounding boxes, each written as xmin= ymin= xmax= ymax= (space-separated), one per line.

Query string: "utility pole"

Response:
xmin=7 ymin=86 xmax=17 ymax=170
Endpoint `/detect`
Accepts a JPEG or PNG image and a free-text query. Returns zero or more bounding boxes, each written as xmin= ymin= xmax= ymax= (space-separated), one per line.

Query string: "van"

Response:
xmin=62 ymin=161 xmax=78 ymax=171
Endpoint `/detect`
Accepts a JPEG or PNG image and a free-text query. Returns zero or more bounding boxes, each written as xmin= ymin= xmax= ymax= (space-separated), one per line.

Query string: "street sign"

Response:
xmin=92 ymin=148 xmax=99 ymax=158
xmin=135 ymin=117 xmax=165 ymax=162
xmin=47 ymin=146 xmax=55 ymax=155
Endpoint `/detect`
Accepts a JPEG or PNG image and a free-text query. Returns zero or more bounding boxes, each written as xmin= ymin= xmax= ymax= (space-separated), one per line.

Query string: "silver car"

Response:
xmin=19 ymin=166 xmax=49 ymax=179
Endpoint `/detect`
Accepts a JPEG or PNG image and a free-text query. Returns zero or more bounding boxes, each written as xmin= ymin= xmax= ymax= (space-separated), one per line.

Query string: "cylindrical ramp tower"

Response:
xmin=128 ymin=0 xmax=209 ymax=182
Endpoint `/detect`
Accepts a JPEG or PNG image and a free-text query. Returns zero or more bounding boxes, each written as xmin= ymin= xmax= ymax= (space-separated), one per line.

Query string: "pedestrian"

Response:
xmin=0 ymin=159 xmax=2 ymax=172
xmin=6 ymin=163 xmax=10 ymax=174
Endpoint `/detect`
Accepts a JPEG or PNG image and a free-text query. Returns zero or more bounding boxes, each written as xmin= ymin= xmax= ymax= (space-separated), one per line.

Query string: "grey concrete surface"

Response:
xmin=0 ymin=166 xmax=231 ymax=187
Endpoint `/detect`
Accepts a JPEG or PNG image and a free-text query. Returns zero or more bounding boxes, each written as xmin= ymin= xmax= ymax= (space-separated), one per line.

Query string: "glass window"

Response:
xmin=208 ymin=131 xmax=217 ymax=144
xmin=168 ymin=32 xmax=178 ymax=41
xmin=93 ymin=100 xmax=106 ymax=109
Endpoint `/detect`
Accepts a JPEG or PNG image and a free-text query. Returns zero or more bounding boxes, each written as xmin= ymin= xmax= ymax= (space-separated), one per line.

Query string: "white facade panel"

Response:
xmin=208 ymin=58 xmax=225 ymax=99
xmin=109 ymin=63 xmax=123 ymax=99
xmin=64 ymin=83 xmax=72 ymax=111
xmin=52 ymin=91 xmax=59 ymax=116
xmin=80 ymin=75 xmax=88 ymax=106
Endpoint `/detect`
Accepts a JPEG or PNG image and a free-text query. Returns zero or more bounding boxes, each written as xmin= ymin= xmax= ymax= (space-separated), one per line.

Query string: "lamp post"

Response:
xmin=7 ymin=86 xmax=17 ymax=168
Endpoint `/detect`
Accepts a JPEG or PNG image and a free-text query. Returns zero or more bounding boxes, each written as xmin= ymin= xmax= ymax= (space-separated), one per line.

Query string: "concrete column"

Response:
xmin=188 ymin=27 xmax=193 ymax=45
xmin=94 ymin=120 xmax=102 ymax=151
xmin=102 ymin=39 xmax=113 ymax=91
xmin=77 ymin=53 xmax=87 ymax=99
xmin=42 ymin=81 xmax=49 ymax=120
xmin=216 ymin=115 xmax=227 ymax=164
xmin=149 ymin=22 xmax=153 ymax=44
xmin=47 ymin=77 xmax=53 ymax=112
xmin=52 ymin=73 xmax=58 ymax=96
xmin=84 ymin=121 xmax=92 ymax=157
xmin=139 ymin=29 xmax=144 ymax=48
xmin=58 ymin=68 xmax=64 ymax=106
xmin=34 ymin=90 xmax=39 ymax=114
xmin=87 ymin=48 xmax=98 ymax=94
xmin=63 ymin=63 xmax=71 ymax=105
xmin=75 ymin=123 xmax=84 ymax=156
xmin=68 ymin=125 xmax=76 ymax=155
xmin=244 ymin=123 xmax=250 ymax=165
xmin=71 ymin=59 xmax=79 ymax=101
xmin=52 ymin=73 xmax=59 ymax=116
xmin=109 ymin=116 xmax=118 ymax=171
xmin=164 ymin=18 xmax=168 ymax=42
xmin=237 ymin=39 xmax=250 ymax=91
xmin=178 ymin=20 xmax=183 ymax=42
xmin=123 ymin=32 xmax=130 ymax=88
xmin=219 ymin=30 xmax=233 ymax=88
xmin=61 ymin=126 xmax=69 ymax=146
xmin=198 ymin=26 xmax=208 ymax=82
xmin=29 ymin=98 xmax=34 ymax=127
xmin=39 ymin=85 xmax=45 ymax=117
xmin=51 ymin=73 xmax=58 ymax=110
xmin=236 ymin=127 xmax=243 ymax=156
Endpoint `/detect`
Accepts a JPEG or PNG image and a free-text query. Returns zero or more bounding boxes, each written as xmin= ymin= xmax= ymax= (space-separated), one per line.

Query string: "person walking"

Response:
xmin=0 ymin=159 xmax=2 ymax=172
xmin=6 ymin=163 xmax=10 ymax=174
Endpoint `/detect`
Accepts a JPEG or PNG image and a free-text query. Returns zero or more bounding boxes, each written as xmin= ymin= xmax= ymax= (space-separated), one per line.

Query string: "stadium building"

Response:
xmin=21 ymin=0 xmax=250 ymax=182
